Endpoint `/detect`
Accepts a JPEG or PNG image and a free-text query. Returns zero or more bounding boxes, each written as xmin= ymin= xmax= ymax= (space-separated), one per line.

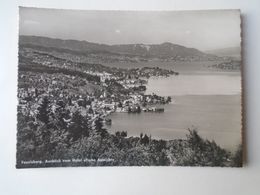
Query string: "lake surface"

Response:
xmin=145 ymin=72 xmax=241 ymax=96
xmin=107 ymin=72 xmax=242 ymax=151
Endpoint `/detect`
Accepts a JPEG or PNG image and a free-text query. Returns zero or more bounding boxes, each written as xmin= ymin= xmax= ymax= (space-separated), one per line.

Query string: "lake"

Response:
xmin=106 ymin=72 xmax=242 ymax=151
xmin=145 ymin=72 xmax=241 ymax=96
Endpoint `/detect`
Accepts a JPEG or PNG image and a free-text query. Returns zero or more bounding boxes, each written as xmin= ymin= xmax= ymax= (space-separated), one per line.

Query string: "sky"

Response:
xmin=19 ymin=7 xmax=241 ymax=51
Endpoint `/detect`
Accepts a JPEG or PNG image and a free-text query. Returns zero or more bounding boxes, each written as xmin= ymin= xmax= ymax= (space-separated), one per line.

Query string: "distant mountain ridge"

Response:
xmin=205 ymin=47 xmax=241 ymax=58
xmin=19 ymin=35 xmax=212 ymax=59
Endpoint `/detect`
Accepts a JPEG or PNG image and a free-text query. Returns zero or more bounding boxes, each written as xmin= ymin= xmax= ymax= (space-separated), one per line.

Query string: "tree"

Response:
xmin=137 ymin=105 xmax=141 ymax=113
xmin=158 ymin=150 xmax=170 ymax=165
xmin=166 ymin=96 xmax=171 ymax=103
xmin=68 ymin=111 xmax=90 ymax=141
xmin=37 ymin=96 xmax=51 ymax=124
xmin=115 ymin=131 xmax=121 ymax=137
xmin=17 ymin=114 xmax=38 ymax=161
xmin=115 ymin=131 xmax=127 ymax=138
xmin=95 ymin=117 xmax=108 ymax=138
xmin=141 ymin=134 xmax=149 ymax=145
xmin=68 ymin=97 xmax=72 ymax=106
xmin=88 ymin=106 xmax=94 ymax=114
xmin=232 ymin=144 xmax=243 ymax=167
xmin=173 ymin=128 xmax=230 ymax=166
xmin=55 ymin=106 xmax=70 ymax=130
xmin=118 ymin=101 xmax=123 ymax=108
xmin=121 ymin=131 xmax=127 ymax=137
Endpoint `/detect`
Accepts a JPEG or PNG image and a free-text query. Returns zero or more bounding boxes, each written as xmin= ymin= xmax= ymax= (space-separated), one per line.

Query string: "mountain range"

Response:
xmin=205 ymin=47 xmax=241 ymax=59
xmin=19 ymin=35 xmax=212 ymax=59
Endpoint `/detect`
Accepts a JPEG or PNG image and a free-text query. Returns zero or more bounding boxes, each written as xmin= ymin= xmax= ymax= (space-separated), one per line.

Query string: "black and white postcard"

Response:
xmin=17 ymin=8 xmax=242 ymax=168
